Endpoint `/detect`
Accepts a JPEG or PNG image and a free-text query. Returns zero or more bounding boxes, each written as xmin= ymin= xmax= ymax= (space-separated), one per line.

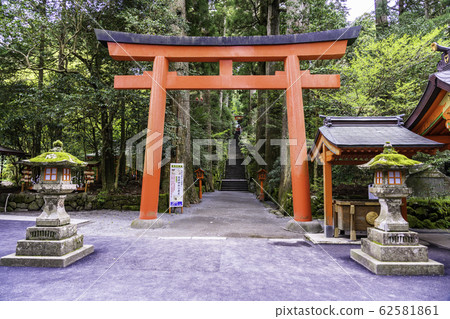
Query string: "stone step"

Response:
xmin=0 ymin=245 xmax=94 ymax=268
xmin=350 ymin=249 xmax=444 ymax=276
xmin=16 ymin=234 xmax=84 ymax=257
xmin=361 ymin=238 xmax=429 ymax=262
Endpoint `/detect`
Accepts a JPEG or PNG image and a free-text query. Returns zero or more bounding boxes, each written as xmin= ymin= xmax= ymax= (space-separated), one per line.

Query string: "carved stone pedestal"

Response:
xmin=36 ymin=195 xmax=71 ymax=227
xmin=351 ymin=228 xmax=444 ymax=276
xmin=0 ymin=195 xmax=94 ymax=268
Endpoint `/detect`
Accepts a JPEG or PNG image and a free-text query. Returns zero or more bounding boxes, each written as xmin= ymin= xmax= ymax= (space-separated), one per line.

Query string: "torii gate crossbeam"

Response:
xmin=96 ymin=27 xmax=360 ymax=226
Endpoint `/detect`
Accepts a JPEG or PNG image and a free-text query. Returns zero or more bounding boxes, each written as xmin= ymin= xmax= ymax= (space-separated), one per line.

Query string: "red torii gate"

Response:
xmin=96 ymin=27 xmax=360 ymax=227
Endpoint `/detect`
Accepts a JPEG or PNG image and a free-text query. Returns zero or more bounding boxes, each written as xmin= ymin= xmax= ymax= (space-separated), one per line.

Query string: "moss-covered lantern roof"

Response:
xmin=21 ymin=141 xmax=86 ymax=167
xmin=358 ymin=142 xmax=422 ymax=171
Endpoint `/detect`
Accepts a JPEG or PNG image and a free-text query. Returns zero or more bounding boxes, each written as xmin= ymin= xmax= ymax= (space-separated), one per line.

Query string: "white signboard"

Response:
xmin=169 ymin=163 xmax=184 ymax=208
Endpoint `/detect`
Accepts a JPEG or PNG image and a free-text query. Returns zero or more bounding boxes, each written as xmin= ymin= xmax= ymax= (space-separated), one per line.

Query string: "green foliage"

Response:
xmin=310 ymin=182 xmax=324 ymax=218
xmin=282 ymin=0 xmax=347 ymax=34
xmin=413 ymin=150 xmax=450 ymax=175
xmin=95 ymin=190 xmax=109 ymax=206
xmin=0 ymin=0 xmax=448 ymax=207
xmin=332 ymin=165 xmax=372 ymax=187
xmin=266 ymin=158 xmax=281 ymax=198
xmin=2 ymin=163 xmax=18 ymax=183
xmin=319 ymin=24 xmax=445 ymax=117
xmin=279 ymin=192 xmax=294 ymax=216
xmin=407 ymin=197 xmax=450 ymax=229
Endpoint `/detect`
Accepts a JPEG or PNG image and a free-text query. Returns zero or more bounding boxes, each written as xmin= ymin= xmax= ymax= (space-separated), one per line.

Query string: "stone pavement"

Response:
xmin=0 ymin=191 xmax=449 ymax=301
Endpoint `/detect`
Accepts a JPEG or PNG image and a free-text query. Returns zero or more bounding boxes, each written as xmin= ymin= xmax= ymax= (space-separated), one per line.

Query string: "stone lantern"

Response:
xmin=0 ymin=141 xmax=94 ymax=268
xmin=351 ymin=142 xmax=443 ymax=275
xmin=365 ymin=142 xmax=413 ymax=232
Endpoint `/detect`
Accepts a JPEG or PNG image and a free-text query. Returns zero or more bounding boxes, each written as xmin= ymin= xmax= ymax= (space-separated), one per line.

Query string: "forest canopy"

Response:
xmin=0 ymin=0 xmax=449 ymax=207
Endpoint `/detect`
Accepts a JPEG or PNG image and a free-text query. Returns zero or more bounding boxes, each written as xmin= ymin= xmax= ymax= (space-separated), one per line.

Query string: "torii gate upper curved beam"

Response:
xmin=95 ymin=26 xmax=360 ymax=227
xmin=95 ymin=26 xmax=360 ymax=47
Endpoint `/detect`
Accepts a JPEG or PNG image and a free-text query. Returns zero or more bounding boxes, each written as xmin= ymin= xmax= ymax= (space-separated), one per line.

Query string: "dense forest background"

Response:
xmin=1 ymin=0 xmax=449 ymax=213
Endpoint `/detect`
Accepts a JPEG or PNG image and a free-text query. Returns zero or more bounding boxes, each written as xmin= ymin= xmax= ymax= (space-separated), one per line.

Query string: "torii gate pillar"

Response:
xmin=95 ymin=27 xmax=360 ymax=229
xmin=140 ymin=56 xmax=168 ymax=221
xmin=285 ymin=55 xmax=311 ymax=221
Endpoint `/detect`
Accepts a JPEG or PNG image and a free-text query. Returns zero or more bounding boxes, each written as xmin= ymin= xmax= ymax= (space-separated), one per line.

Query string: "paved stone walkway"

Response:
xmin=49 ymin=191 xmax=301 ymax=239
xmin=0 ymin=191 xmax=449 ymax=301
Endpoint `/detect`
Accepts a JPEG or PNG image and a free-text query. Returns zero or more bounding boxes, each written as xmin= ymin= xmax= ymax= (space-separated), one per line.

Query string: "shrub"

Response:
xmin=407 ymin=197 xmax=450 ymax=229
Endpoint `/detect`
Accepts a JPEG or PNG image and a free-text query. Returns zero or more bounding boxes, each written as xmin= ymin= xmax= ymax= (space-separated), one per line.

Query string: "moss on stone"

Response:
xmin=367 ymin=153 xmax=421 ymax=168
xmin=359 ymin=142 xmax=422 ymax=170
xmin=28 ymin=151 xmax=86 ymax=166
xmin=53 ymin=140 xmax=64 ymax=148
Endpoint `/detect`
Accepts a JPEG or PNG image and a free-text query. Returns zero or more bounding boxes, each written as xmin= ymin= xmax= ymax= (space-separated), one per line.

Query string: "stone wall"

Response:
xmin=0 ymin=192 xmax=169 ymax=213
xmin=406 ymin=168 xmax=450 ymax=198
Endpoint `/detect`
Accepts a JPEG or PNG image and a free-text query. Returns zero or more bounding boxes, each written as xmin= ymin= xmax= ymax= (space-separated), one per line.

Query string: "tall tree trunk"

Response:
xmin=278 ymin=98 xmax=291 ymax=211
xmin=115 ymin=94 xmax=126 ymax=189
xmin=218 ymin=15 xmax=227 ymax=119
xmin=101 ymin=107 xmax=115 ymax=192
xmin=160 ymin=96 xmax=177 ymax=195
xmin=278 ymin=0 xmax=299 ymax=211
xmin=264 ymin=0 xmax=280 ymax=173
xmin=249 ymin=90 xmax=256 ymax=127
xmin=58 ymin=0 xmax=67 ymax=72
xmin=375 ymin=0 xmax=388 ymax=36
xmin=172 ymin=0 xmax=198 ymax=204
xmin=256 ymin=81 xmax=266 ymax=148
xmin=398 ymin=0 xmax=406 ymax=16
xmin=255 ymin=0 xmax=269 ymax=161
xmin=33 ymin=0 xmax=47 ymax=157
xmin=204 ymin=90 xmax=214 ymax=192
xmin=424 ymin=0 xmax=431 ymax=19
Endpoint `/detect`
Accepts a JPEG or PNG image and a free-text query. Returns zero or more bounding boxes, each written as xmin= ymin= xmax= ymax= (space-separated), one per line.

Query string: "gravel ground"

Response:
xmin=0 ymin=191 xmax=449 ymax=301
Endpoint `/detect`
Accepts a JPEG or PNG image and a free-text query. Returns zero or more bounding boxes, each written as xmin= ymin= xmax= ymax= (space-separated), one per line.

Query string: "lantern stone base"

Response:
xmin=131 ymin=218 xmax=164 ymax=229
xmin=16 ymin=234 xmax=84 ymax=256
xmin=351 ymin=249 xmax=444 ymax=276
xmin=1 ymin=217 xmax=94 ymax=267
xmin=285 ymin=219 xmax=322 ymax=233
xmin=0 ymin=245 xmax=94 ymax=268
xmin=351 ymin=228 xmax=444 ymax=276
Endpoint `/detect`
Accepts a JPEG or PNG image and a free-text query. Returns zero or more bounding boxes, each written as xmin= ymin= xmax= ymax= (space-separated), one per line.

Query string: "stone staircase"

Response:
xmin=221 ymin=139 xmax=248 ymax=192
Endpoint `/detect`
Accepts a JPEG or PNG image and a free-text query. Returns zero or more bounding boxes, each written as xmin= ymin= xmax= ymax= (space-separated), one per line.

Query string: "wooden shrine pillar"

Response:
xmin=401 ymin=197 xmax=408 ymax=222
xmin=139 ymin=56 xmax=169 ymax=220
xmin=322 ymin=145 xmax=333 ymax=236
xmin=285 ymin=55 xmax=312 ymax=222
